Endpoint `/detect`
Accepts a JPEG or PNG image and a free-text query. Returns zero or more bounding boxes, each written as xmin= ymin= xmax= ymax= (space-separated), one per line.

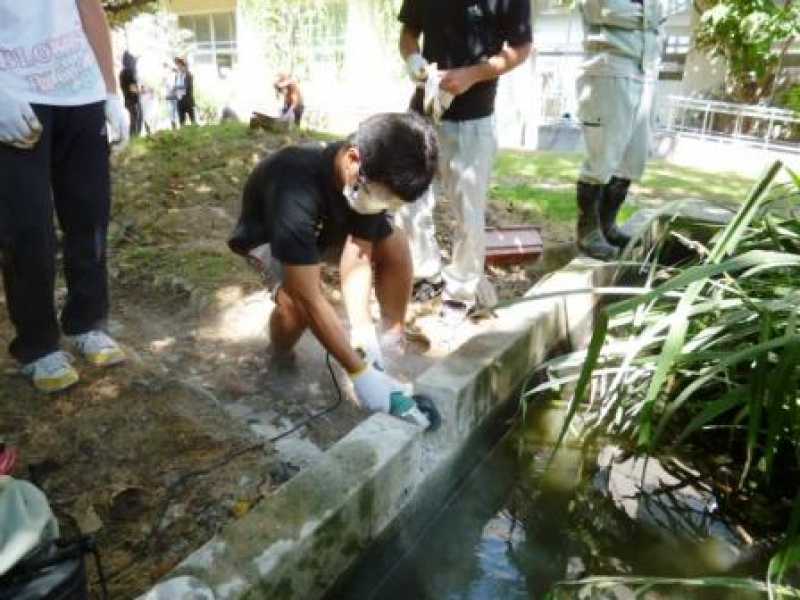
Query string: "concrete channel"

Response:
xmin=141 ymin=203 xmax=729 ymax=600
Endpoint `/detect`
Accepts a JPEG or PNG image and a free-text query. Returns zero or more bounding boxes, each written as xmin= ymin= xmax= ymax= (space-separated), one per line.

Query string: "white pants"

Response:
xmin=576 ymin=74 xmax=654 ymax=184
xmin=396 ymin=115 xmax=497 ymax=304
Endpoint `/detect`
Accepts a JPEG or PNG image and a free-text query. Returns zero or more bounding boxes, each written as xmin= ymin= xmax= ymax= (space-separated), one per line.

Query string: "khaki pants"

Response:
xmin=396 ymin=115 xmax=497 ymax=305
xmin=576 ymin=74 xmax=654 ymax=184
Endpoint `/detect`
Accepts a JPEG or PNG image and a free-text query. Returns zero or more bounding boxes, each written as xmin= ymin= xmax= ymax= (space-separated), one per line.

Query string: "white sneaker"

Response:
xmin=66 ymin=330 xmax=125 ymax=367
xmin=21 ymin=351 xmax=79 ymax=393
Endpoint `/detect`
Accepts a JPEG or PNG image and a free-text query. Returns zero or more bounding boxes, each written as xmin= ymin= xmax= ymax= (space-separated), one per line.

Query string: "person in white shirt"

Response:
xmin=0 ymin=0 xmax=128 ymax=393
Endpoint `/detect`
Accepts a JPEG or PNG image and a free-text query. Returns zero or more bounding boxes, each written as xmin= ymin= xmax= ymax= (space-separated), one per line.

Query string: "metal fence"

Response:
xmin=662 ymin=95 xmax=800 ymax=152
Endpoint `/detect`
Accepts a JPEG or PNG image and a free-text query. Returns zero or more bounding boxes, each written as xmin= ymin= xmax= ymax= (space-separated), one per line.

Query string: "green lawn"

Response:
xmin=116 ymin=124 xmax=757 ymax=252
xmin=491 ymin=150 xmax=756 ymax=224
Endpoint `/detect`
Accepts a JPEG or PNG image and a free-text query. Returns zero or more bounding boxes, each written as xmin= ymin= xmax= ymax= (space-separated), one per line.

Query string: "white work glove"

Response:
xmin=423 ymin=65 xmax=454 ymax=123
xmin=349 ymin=364 xmax=410 ymax=413
xmin=0 ymin=89 xmax=42 ymax=149
xmin=104 ymin=93 xmax=129 ymax=148
xmin=350 ymin=324 xmax=385 ymax=370
xmin=405 ymin=52 xmax=429 ymax=83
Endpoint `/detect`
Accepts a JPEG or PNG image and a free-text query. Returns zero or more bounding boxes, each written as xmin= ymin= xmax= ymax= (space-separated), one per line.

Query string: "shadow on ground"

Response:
xmin=0 ymin=123 xmax=563 ymax=598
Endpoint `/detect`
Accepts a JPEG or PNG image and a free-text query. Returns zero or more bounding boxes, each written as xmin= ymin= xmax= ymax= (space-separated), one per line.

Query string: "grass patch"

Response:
xmin=109 ymin=123 xmax=757 ymax=296
xmin=110 ymin=123 xmax=309 ymax=299
xmin=492 ymin=149 xmax=755 ymax=224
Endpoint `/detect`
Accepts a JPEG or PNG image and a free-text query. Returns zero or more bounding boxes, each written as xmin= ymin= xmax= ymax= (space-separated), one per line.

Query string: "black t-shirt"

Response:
xmin=119 ymin=68 xmax=138 ymax=107
xmin=399 ymin=0 xmax=532 ymax=121
xmin=228 ymin=142 xmax=393 ymax=265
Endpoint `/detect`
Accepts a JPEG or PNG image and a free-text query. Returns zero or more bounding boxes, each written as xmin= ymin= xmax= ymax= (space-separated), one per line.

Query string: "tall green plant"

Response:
xmin=694 ymin=0 xmax=800 ymax=103
xmin=534 ymin=159 xmax=800 ymax=594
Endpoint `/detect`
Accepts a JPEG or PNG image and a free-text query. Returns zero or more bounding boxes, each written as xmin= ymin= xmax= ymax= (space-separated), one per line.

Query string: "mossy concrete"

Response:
xmin=141 ymin=256 xmax=614 ymax=600
xmin=142 ymin=205 xmax=729 ymax=600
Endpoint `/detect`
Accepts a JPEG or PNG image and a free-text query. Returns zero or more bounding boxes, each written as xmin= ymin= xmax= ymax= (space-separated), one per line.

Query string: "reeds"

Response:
xmin=526 ymin=161 xmax=800 ymax=597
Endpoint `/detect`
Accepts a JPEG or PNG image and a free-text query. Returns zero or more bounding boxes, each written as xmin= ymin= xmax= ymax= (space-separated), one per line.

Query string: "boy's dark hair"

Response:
xmin=348 ymin=112 xmax=438 ymax=202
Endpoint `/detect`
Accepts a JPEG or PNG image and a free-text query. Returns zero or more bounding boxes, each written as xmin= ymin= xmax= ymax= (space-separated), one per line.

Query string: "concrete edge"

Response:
xmin=140 ymin=254 xmax=615 ymax=600
xmin=142 ymin=201 xmax=732 ymax=600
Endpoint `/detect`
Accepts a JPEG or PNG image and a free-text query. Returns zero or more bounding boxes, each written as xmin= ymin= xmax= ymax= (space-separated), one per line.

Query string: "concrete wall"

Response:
xmin=140 ymin=250 xmax=627 ymax=600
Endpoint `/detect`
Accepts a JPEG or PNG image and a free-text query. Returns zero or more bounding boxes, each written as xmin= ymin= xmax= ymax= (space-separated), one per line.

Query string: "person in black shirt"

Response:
xmin=396 ymin=0 xmax=532 ymax=322
xmin=228 ymin=112 xmax=440 ymax=427
xmin=119 ymin=50 xmax=142 ymax=137
xmin=173 ymin=57 xmax=196 ymax=126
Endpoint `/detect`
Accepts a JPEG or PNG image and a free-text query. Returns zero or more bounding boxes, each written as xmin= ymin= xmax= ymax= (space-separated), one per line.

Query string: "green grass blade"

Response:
xmin=547 ymin=309 xmax=609 ymax=466
xmin=674 ymin=387 xmax=749 ymax=445
xmin=653 ymin=334 xmax=800 ymax=450
xmin=708 ymin=160 xmax=782 ymax=261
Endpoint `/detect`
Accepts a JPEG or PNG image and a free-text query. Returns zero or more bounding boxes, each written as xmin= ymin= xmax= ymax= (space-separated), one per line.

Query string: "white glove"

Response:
xmin=405 ymin=52 xmax=429 ymax=83
xmin=0 ymin=89 xmax=42 ymax=149
xmin=423 ymin=65 xmax=454 ymax=123
xmin=350 ymin=324 xmax=384 ymax=370
xmin=349 ymin=364 xmax=409 ymax=413
xmin=104 ymin=93 xmax=129 ymax=148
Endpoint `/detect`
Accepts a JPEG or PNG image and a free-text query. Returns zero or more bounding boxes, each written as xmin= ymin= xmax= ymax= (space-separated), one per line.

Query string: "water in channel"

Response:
xmin=364 ymin=426 xmax=761 ymax=600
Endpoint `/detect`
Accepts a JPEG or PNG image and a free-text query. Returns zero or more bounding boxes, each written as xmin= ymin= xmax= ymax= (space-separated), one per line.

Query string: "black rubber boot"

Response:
xmin=576 ymin=182 xmax=617 ymax=260
xmin=600 ymin=176 xmax=632 ymax=248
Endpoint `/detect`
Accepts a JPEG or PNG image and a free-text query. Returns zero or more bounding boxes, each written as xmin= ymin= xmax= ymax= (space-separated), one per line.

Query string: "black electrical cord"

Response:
xmin=100 ymin=352 xmax=345 ymax=585
xmin=267 ymin=351 xmax=344 ymax=443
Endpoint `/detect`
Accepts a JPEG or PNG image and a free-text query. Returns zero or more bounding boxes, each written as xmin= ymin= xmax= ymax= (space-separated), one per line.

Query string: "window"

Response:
xmin=664 ymin=35 xmax=691 ymax=56
xmin=178 ymin=12 xmax=237 ymax=73
xmin=660 ymin=35 xmax=690 ymax=81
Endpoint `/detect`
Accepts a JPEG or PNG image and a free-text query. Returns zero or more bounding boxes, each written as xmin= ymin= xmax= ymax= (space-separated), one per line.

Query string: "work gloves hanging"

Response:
xmin=405 ymin=53 xmax=454 ymax=123
xmin=0 ymin=89 xmax=42 ymax=149
xmin=423 ymin=66 xmax=454 ymax=124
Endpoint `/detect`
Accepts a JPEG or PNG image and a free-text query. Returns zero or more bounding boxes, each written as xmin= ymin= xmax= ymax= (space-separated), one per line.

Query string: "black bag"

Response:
xmin=0 ymin=537 xmax=107 ymax=600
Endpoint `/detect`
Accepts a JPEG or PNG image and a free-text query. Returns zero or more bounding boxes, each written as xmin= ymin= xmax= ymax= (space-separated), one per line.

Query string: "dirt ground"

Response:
xmin=0 ymin=124 xmax=573 ymax=598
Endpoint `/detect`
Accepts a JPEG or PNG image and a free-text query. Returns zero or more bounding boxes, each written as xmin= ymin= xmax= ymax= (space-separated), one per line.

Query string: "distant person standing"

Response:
xmin=573 ymin=0 xmax=665 ymax=259
xmin=274 ymin=73 xmax=304 ymax=127
xmin=139 ymin=81 xmax=157 ymax=135
xmin=164 ymin=64 xmax=179 ymax=129
xmin=0 ymin=0 xmax=128 ymax=393
xmin=173 ymin=57 xmax=196 ymax=126
xmin=119 ymin=50 xmax=142 ymax=136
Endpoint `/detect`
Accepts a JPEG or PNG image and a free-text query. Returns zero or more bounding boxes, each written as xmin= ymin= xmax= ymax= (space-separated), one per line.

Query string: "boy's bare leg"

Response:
xmin=269 ymin=286 xmax=309 ymax=355
xmin=372 ymin=228 xmax=412 ymax=337
xmin=340 ymin=235 xmax=375 ymax=332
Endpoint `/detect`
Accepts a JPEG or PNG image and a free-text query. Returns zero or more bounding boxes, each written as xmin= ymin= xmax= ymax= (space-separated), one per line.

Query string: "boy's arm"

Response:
xmin=281 ymin=264 xmax=365 ymax=374
xmin=78 ymin=0 xmax=128 ymax=143
xmin=77 ymin=0 xmax=117 ymax=94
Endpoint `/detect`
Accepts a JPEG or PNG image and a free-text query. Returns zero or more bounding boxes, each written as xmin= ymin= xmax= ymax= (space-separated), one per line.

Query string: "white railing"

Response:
xmin=662 ymin=95 xmax=800 ymax=152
